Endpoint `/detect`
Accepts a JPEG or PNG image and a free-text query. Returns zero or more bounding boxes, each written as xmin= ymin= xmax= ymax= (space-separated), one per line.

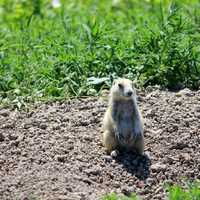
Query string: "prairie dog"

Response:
xmin=102 ymin=78 xmax=144 ymax=155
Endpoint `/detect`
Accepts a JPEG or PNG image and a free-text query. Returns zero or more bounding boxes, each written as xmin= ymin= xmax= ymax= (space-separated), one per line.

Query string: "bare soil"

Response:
xmin=0 ymin=88 xmax=200 ymax=200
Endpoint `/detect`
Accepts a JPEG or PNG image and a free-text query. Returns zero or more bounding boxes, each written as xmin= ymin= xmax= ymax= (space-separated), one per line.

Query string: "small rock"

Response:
xmin=0 ymin=110 xmax=10 ymax=117
xmin=69 ymin=192 xmax=86 ymax=200
xmin=146 ymin=109 xmax=156 ymax=117
xmin=170 ymin=142 xmax=188 ymax=150
xmin=39 ymin=123 xmax=47 ymax=130
xmin=98 ymin=177 xmax=103 ymax=183
xmin=151 ymin=163 xmax=167 ymax=172
xmin=85 ymin=168 xmax=101 ymax=176
xmin=144 ymin=151 xmax=151 ymax=159
xmin=0 ymin=132 xmax=5 ymax=142
xmin=113 ymin=181 xmax=120 ymax=188
xmin=155 ymin=186 xmax=163 ymax=194
xmin=174 ymin=99 xmax=182 ymax=106
xmin=82 ymin=177 xmax=93 ymax=185
xmin=172 ymin=124 xmax=179 ymax=131
xmin=179 ymin=88 xmax=193 ymax=97
xmin=175 ymin=93 xmax=182 ymax=97
xmin=102 ymin=155 xmax=112 ymax=162
xmin=2 ymin=121 xmax=15 ymax=129
xmin=56 ymin=155 xmax=67 ymax=162
xmin=195 ymin=106 xmax=200 ymax=113
xmin=57 ymin=195 xmax=70 ymax=200
xmin=196 ymin=113 xmax=200 ymax=119
xmin=154 ymin=193 xmax=164 ymax=200
xmin=8 ymin=134 xmax=18 ymax=141
xmin=83 ymin=135 xmax=92 ymax=142
xmin=164 ymin=156 xmax=176 ymax=165
xmin=52 ymin=186 xmax=59 ymax=191
xmin=52 ymin=124 xmax=61 ymax=130
xmin=121 ymin=186 xmax=135 ymax=196
xmin=66 ymin=186 xmax=73 ymax=192
xmin=179 ymin=153 xmax=191 ymax=162
xmin=140 ymin=188 xmax=151 ymax=195
xmin=11 ymin=140 xmax=20 ymax=147
xmin=186 ymin=170 xmax=195 ymax=177
xmin=20 ymin=195 xmax=29 ymax=200
xmin=23 ymin=123 xmax=32 ymax=129
xmin=136 ymin=180 xmax=145 ymax=188
xmin=184 ymin=120 xmax=190 ymax=127
xmin=111 ymin=150 xmax=119 ymax=158
xmin=145 ymin=178 xmax=155 ymax=185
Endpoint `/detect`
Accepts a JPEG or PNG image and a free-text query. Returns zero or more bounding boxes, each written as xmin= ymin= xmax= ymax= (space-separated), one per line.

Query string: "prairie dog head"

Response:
xmin=110 ymin=78 xmax=136 ymax=100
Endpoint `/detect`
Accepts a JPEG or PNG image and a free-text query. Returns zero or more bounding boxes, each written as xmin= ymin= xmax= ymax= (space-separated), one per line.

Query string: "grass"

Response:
xmin=102 ymin=182 xmax=200 ymax=200
xmin=102 ymin=193 xmax=138 ymax=200
xmin=0 ymin=0 xmax=200 ymax=107
xmin=168 ymin=182 xmax=200 ymax=200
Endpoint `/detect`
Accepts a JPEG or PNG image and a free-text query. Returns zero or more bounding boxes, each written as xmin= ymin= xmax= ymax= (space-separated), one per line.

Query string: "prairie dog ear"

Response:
xmin=112 ymin=79 xmax=117 ymax=85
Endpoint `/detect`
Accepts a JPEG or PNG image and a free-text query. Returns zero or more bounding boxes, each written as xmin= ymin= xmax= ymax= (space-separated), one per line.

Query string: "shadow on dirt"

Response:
xmin=115 ymin=152 xmax=151 ymax=180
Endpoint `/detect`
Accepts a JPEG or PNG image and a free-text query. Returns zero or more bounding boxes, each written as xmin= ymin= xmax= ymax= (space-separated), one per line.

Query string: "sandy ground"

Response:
xmin=0 ymin=88 xmax=200 ymax=200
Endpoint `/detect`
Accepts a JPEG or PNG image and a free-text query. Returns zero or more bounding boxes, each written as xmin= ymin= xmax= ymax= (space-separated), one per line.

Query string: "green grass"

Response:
xmin=168 ymin=182 xmax=200 ymax=200
xmin=102 ymin=193 xmax=138 ymax=200
xmin=0 ymin=0 xmax=200 ymax=107
xmin=102 ymin=182 xmax=200 ymax=200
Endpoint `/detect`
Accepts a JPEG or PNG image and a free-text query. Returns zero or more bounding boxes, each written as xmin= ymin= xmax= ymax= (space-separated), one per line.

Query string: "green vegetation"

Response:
xmin=102 ymin=182 xmax=200 ymax=200
xmin=102 ymin=192 xmax=138 ymax=200
xmin=0 ymin=0 xmax=200 ymax=107
xmin=168 ymin=182 xmax=200 ymax=200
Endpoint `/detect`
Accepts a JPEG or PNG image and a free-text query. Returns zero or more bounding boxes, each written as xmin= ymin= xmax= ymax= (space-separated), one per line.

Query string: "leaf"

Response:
xmin=87 ymin=77 xmax=109 ymax=85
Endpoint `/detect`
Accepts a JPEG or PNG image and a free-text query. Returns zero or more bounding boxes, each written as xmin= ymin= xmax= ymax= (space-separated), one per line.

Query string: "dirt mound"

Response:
xmin=0 ymin=89 xmax=200 ymax=200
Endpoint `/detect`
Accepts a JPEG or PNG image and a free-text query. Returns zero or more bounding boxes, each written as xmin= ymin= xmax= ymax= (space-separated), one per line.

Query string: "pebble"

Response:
xmin=57 ymin=195 xmax=71 ymax=200
xmin=102 ymin=155 xmax=113 ymax=162
xmin=85 ymin=168 xmax=101 ymax=176
xmin=111 ymin=150 xmax=119 ymax=158
xmin=195 ymin=106 xmax=200 ymax=113
xmin=39 ymin=123 xmax=47 ymax=130
xmin=171 ymin=142 xmax=188 ymax=150
xmin=113 ymin=181 xmax=120 ymax=188
xmin=2 ymin=121 xmax=15 ymax=129
xmin=83 ymin=135 xmax=92 ymax=142
xmin=151 ymin=163 xmax=167 ymax=172
xmin=0 ymin=132 xmax=5 ymax=142
xmin=8 ymin=134 xmax=18 ymax=141
xmin=146 ymin=109 xmax=156 ymax=117
xmin=179 ymin=153 xmax=191 ymax=162
xmin=145 ymin=178 xmax=155 ymax=185
xmin=121 ymin=186 xmax=135 ymax=196
xmin=179 ymin=88 xmax=193 ymax=97
xmin=174 ymin=98 xmax=182 ymax=105
xmin=56 ymin=155 xmax=67 ymax=162
xmin=0 ymin=110 xmax=10 ymax=117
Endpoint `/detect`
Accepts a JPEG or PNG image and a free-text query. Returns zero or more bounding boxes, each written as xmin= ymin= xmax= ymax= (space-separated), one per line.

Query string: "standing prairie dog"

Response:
xmin=102 ymin=78 xmax=144 ymax=155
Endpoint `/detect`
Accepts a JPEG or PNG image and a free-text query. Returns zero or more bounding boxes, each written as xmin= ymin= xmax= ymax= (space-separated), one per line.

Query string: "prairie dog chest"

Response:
xmin=111 ymin=99 xmax=137 ymax=145
xmin=112 ymin=100 xmax=135 ymax=127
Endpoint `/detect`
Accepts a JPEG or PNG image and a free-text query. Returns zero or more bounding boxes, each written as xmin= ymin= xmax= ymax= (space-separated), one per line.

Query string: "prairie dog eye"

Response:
xmin=118 ymin=83 xmax=123 ymax=89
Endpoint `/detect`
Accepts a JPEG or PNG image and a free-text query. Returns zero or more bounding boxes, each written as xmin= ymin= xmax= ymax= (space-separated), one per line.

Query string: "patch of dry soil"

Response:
xmin=0 ymin=88 xmax=200 ymax=200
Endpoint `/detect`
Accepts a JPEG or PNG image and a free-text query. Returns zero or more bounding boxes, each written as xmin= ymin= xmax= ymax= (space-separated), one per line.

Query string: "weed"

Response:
xmin=102 ymin=181 xmax=200 ymax=200
xmin=102 ymin=193 xmax=138 ymax=200
xmin=0 ymin=0 xmax=200 ymax=106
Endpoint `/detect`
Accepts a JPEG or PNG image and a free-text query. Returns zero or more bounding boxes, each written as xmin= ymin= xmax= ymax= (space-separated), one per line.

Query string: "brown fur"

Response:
xmin=102 ymin=78 xmax=144 ymax=155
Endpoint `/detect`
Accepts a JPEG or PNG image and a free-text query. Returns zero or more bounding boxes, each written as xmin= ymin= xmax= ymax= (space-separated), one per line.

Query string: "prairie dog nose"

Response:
xmin=126 ymin=90 xmax=133 ymax=97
